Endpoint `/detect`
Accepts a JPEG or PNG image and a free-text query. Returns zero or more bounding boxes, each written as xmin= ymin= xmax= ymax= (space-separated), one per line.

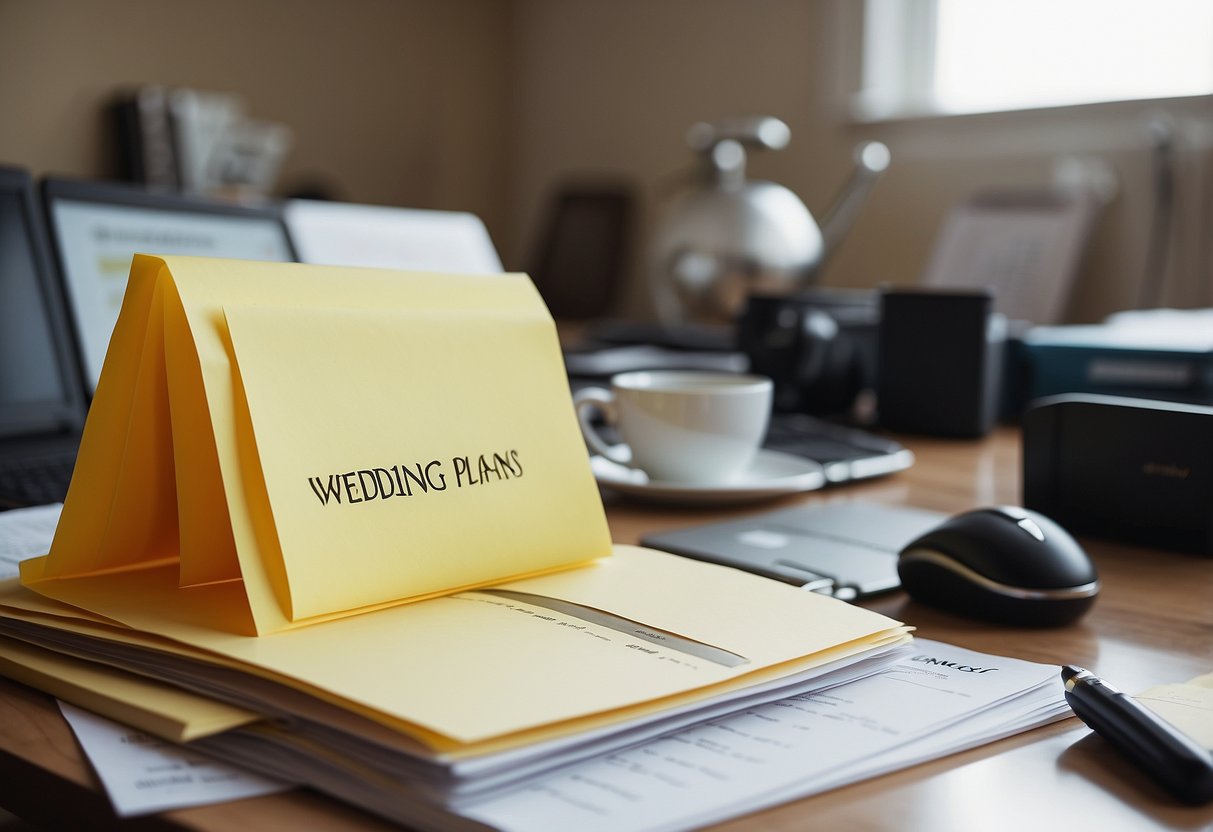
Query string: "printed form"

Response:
xmin=59 ymin=702 xmax=288 ymax=816
xmin=462 ymin=639 xmax=1068 ymax=832
xmin=0 ymin=503 xmax=59 ymax=579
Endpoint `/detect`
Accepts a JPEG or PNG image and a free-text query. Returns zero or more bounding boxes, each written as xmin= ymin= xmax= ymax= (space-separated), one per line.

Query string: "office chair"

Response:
xmin=529 ymin=183 xmax=635 ymax=319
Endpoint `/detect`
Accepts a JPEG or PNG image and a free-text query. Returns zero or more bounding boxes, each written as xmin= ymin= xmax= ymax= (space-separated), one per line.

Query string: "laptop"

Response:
xmin=41 ymin=177 xmax=297 ymax=394
xmin=641 ymin=502 xmax=945 ymax=601
xmin=0 ymin=167 xmax=88 ymax=509
xmin=284 ymin=198 xmax=503 ymax=274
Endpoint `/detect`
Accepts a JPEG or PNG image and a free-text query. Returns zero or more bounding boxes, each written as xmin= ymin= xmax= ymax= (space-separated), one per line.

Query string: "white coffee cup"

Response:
xmin=573 ymin=370 xmax=773 ymax=483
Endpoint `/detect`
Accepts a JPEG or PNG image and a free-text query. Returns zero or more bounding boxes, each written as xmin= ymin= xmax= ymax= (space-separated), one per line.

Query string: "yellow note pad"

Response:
xmin=24 ymin=256 xmax=610 ymax=634
xmin=1139 ymin=675 xmax=1213 ymax=750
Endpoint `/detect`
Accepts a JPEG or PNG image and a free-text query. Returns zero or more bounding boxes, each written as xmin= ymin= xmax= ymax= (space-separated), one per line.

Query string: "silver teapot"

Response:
xmin=650 ymin=116 xmax=889 ymax=325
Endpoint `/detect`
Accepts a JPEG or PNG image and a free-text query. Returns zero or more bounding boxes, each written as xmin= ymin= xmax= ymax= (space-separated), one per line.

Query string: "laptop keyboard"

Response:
xmin=0 ymin=452 xmax=76 ymax=508
xmin=764 ymin=414 xmax=889 ymax=462
xmin=585 ymin=409 xmax=911 ymax=485
xmin=761 ymin=414 xmax=914 ymax=484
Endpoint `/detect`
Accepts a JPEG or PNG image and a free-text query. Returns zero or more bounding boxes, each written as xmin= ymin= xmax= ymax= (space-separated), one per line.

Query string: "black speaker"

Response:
xmin=1024 ymin=394 xmax=1213 ymax=554
xmin=877 ymin=289 xmax=1004 ymax=437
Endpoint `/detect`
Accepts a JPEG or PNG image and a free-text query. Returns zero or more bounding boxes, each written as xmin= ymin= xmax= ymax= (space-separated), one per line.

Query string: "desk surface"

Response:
xmin=2 ymin=428 xmax=1212 ymax=831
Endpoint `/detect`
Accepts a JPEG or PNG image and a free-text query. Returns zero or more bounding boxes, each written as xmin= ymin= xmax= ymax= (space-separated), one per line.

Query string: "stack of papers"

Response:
xmin=0 ymin=507 xmax=1067 ymax=830
xmin=0 ymin=259 xmax=1065 ymax=829
xmin=188 ymin=639 xmax=1069 ymax=831
xmin=0 ymin=522 xmax=1068 ymax=830
xmin=40 ymin=635 xmax=1068 ymax=830
xmin=0 ymin=546 xmax=913 ymax=829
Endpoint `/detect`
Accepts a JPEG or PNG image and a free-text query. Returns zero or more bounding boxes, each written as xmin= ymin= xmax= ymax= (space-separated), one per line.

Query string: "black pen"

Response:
xmin=1062 ymin=665 xmax=1213 ymax=805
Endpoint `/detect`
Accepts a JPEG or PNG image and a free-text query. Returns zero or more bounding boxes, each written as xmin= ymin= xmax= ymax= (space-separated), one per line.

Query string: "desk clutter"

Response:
xmin=0 ymin=158 xmax=1211 ymax=826
xmin=0 ymin=255 xmax=1082 ymax=830
xmin=0 ymin=505 xmax=1069 ymax=827
xmin=0 ymin=257 xmax=909 ymax=829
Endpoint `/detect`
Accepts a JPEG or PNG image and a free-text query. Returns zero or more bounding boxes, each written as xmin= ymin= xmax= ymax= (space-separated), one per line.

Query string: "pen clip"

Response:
xmin=1063 ymin=667 xmax=1095 ymax=692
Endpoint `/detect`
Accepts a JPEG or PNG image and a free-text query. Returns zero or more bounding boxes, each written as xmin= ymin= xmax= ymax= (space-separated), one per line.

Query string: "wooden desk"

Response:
xmin=2 ymin=428 xmax=1212 ymax=831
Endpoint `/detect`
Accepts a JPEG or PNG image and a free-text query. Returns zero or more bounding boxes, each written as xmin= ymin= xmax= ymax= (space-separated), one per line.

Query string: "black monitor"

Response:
xmin=0 ymin=166 xmax=86 ymax=440
xmin=41 ymin=177 xmax=297 ymax=394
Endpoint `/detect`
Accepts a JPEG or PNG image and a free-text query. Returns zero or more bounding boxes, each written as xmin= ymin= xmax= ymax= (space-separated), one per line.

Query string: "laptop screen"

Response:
xmin=0 ymin=169 xmax=84 ymax=439
xmin=43 ymin=179 xmax=296 ymax=392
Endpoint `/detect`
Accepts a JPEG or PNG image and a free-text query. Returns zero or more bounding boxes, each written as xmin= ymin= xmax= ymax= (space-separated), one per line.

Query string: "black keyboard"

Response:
xmin=0 ymin=451 xmax=76 ymax=509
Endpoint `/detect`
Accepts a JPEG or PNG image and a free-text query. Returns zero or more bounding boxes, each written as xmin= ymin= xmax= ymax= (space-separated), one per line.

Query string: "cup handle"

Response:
xmin=573 ymin=387 xmax=631 ymax=465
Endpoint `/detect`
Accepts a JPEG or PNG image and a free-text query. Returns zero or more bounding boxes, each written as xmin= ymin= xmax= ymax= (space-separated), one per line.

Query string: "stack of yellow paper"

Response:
xmin=0 ymin=256 xmax=910 ymax=829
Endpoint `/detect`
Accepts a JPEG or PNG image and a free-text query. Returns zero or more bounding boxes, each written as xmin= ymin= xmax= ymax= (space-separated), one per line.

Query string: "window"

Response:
xmin=858 ymin=0 xmax=1213 ymax=119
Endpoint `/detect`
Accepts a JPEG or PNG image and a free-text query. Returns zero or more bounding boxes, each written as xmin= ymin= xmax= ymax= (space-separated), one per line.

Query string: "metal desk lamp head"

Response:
xmin=649 ymin=116 xmax=889 ymax=326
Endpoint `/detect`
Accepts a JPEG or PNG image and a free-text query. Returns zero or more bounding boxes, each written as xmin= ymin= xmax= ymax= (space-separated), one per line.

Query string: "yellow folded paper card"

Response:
xmin=22 ymin=256 xmax=611 ymax=634
xmin=8 ymin=255 xmax=910 ymax=760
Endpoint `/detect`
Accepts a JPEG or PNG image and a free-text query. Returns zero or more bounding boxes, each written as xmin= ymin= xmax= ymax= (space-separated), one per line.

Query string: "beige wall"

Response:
xmin=509 ymin=0 xmax=830 ymax=311
xmin=510 ymin=0 xmax=1213 ymax=321
xmin=0 ymin=0 xmax=512 ymax=240
xmin=2 ymin=0 xmax=1210 ymax=322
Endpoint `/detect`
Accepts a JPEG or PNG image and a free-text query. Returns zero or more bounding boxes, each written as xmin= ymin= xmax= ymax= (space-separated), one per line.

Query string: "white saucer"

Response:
xmin=590 ymin=449 xmax=826 ymax=505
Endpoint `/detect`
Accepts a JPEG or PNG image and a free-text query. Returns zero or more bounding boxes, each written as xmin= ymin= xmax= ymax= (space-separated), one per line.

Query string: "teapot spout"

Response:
xmin=815 ymin=141 xmax=890 ymax=279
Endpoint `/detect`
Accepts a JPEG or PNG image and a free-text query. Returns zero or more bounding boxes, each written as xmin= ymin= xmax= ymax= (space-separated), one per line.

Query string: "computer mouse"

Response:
xmin=897 ymin=506 xmax=1099 ymax=626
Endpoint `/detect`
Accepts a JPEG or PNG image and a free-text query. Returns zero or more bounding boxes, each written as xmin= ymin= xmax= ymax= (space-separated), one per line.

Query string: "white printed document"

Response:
xmin=59 ymin=701 xmax=289 ymax=817
xmin=54 ymin=640 xmax=1068 ymax=828
xmin=0 ymin=503 xmax=60 ymax=579
xmin=461 ymin=640 xmax=1069 ymax=832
